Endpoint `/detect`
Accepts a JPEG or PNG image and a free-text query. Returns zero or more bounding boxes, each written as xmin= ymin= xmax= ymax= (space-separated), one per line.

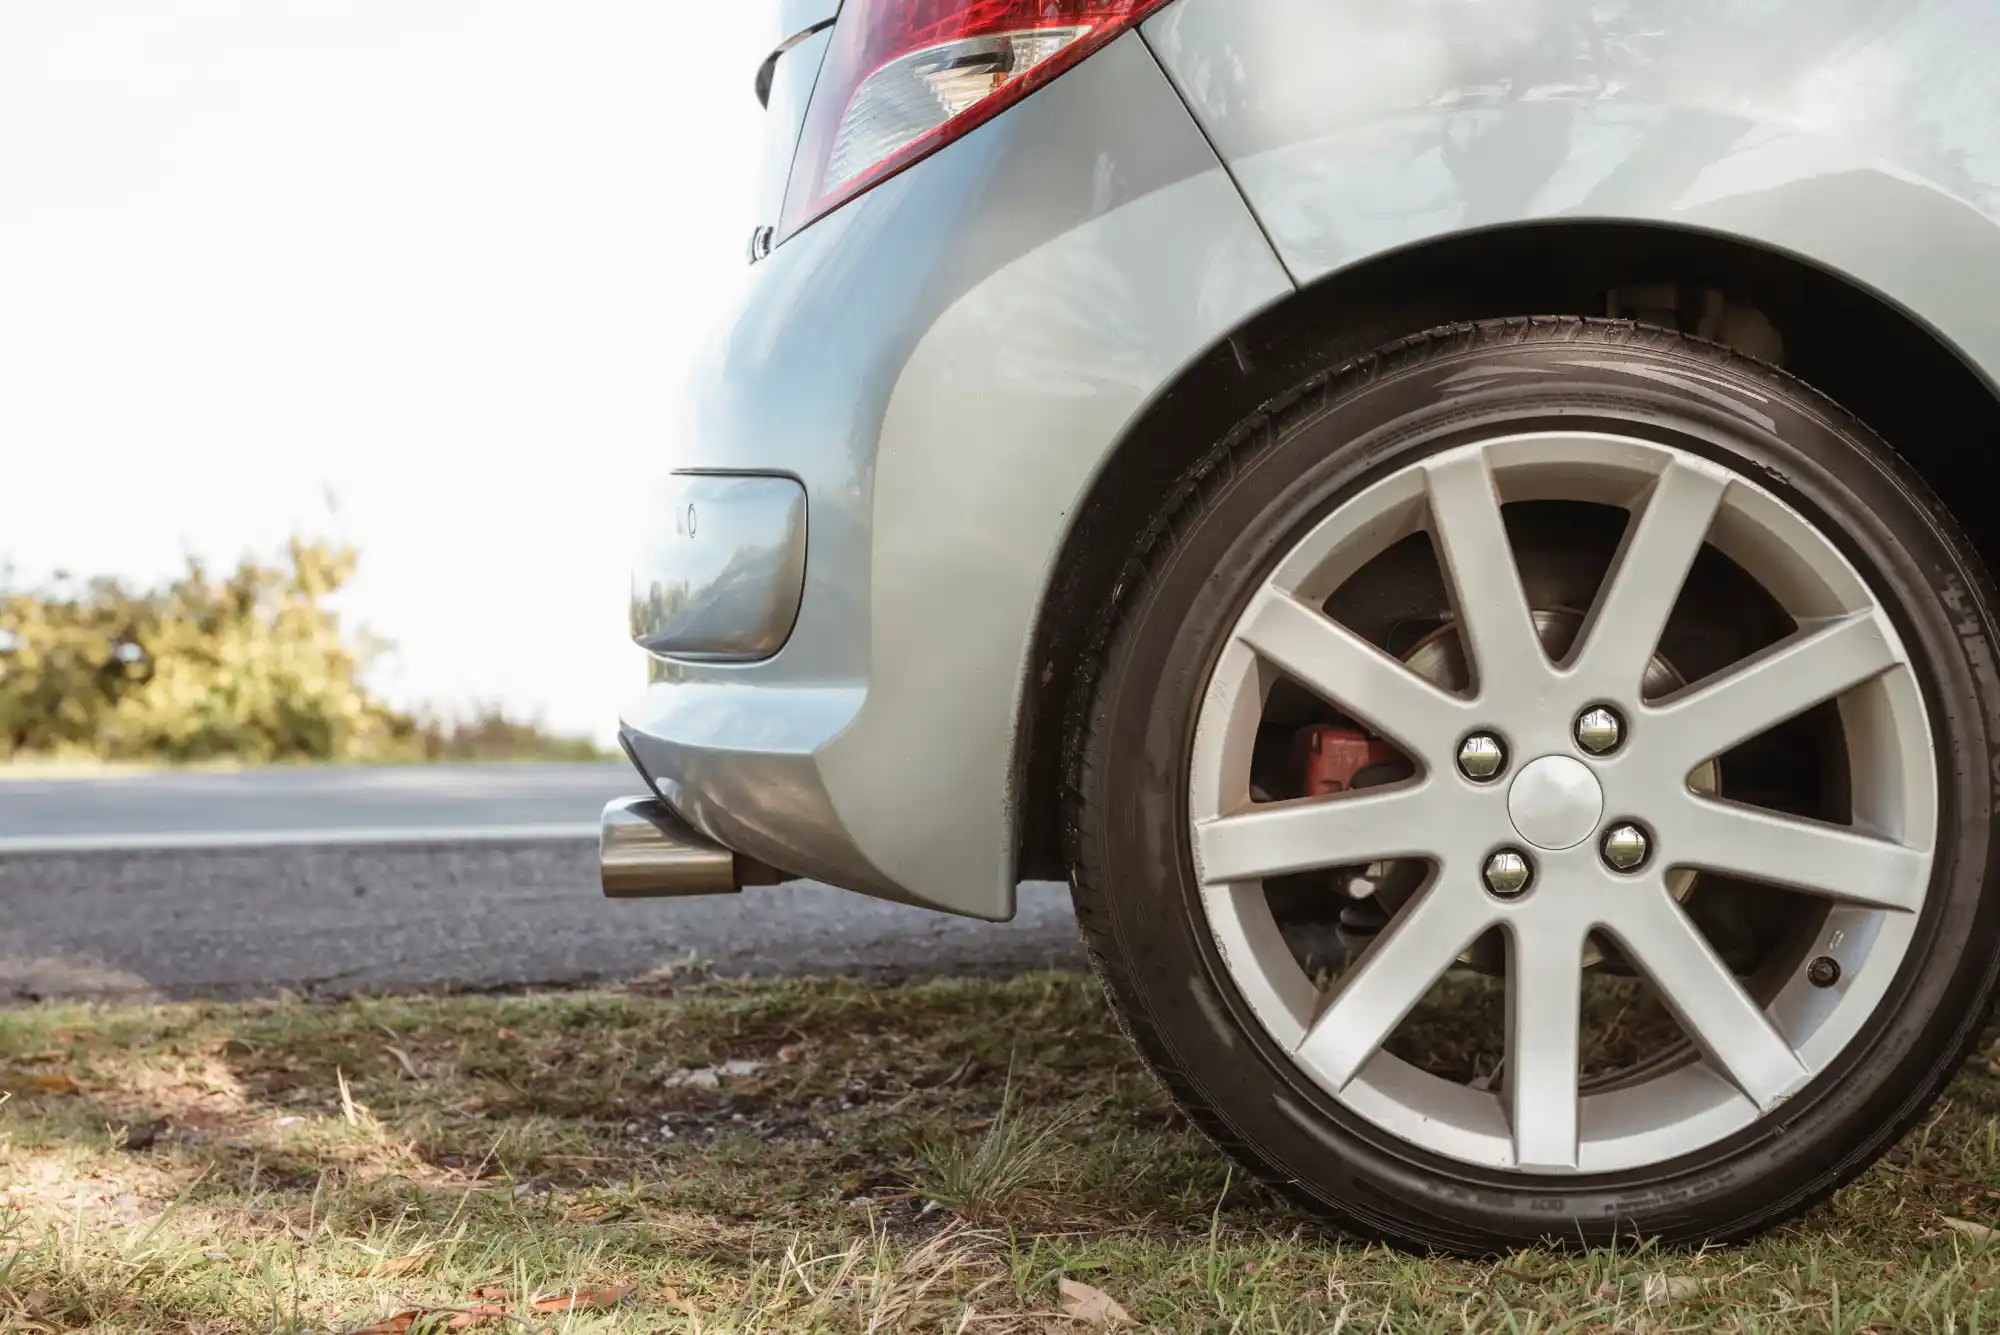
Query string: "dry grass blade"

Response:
xmin=858 ymin=1224 xmax=1001 ymax=1333
xmin=385 ymin=1046 xmax=424 ymax=1083
xmin=914 ymin=1064 xmax=1094 ymax=1225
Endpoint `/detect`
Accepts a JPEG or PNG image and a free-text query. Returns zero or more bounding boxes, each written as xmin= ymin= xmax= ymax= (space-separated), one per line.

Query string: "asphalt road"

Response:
xmin=0 ymin=765 xmax=1082 ymax=1003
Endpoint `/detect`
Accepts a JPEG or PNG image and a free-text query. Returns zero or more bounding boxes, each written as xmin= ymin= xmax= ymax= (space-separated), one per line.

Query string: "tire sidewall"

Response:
xmin=1081 ymin=328 xmax=2000 ymax=1250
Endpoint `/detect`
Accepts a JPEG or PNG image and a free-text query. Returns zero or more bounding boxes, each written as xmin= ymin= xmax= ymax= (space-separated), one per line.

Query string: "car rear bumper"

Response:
xmin=619 ymin=31 xmax=1292 ymax=918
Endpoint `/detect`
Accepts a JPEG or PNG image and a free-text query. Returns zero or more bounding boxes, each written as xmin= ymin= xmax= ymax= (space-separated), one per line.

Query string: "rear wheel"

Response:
xmin=1066 ymin=319 xmax=2000 ymax=1252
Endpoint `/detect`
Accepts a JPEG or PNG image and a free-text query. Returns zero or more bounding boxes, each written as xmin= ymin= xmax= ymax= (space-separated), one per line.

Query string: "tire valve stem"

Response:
xmin=1807 ymin=956 xmax=1841 ymax=988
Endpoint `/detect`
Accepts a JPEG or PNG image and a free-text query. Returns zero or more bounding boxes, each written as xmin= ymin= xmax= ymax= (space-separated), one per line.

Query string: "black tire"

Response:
xmin=1064 ymin=317 xmax=2000 ymax=1253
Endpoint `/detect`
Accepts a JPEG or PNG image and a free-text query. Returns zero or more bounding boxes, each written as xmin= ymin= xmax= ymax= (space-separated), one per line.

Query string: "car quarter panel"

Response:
xmin=1144 ymin=0 xmax=2000 ymax=386
xmin=623 ymin=30 xmax=1294 ymax=917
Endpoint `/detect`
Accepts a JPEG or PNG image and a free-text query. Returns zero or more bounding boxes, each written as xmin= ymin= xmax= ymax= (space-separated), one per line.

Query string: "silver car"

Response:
xmin=605 ymin=0 xmax=2000 ymax=1253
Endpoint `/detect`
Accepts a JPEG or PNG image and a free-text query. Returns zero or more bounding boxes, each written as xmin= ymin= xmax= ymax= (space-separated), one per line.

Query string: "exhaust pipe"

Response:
xmin=599 ymin=796 xmax=779 ymax=899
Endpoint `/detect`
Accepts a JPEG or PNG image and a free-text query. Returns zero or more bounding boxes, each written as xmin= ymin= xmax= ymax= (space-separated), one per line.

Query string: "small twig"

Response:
xmin=1906 ymin=1166 xmax=2000 ymax=1199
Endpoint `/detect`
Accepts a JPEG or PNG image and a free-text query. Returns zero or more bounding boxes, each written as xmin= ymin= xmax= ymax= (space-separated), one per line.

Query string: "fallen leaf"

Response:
xmin=345 ymin=1286 xmax=631 ymax=1333
xmin=371 ymin=1251 xmax=430 ymax=1278
xmin=777 ymin=1044 xmax=803 ymax=1063
xmin=19 ymin=1073 xmax=80 ymax=1095
xmin=1945 ymin=1216 xmax=1997 ymax=1242
xmin=1060 ymin=1278 xmax=1133 ymax=1326
xmin=347 ymin=1304 xmax=510 ymax=1334
xmin=1642 ymin=1273 xmax=1703 ymax=1302
xmin=529 ymin=1286 xmax=634 ymax=1314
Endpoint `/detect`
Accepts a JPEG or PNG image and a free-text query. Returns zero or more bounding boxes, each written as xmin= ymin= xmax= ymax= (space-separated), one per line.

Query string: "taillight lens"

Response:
xmin=778 ymin=0 xmax=1171 ymax=243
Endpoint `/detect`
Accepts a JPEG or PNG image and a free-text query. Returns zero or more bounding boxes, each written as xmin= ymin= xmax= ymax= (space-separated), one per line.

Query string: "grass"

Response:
xmin=2 ymin=972 xmax=1998 ymax=1332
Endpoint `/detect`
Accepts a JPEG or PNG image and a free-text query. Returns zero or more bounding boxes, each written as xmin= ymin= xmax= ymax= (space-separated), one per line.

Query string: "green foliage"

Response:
xmin=0 ymin=538 xmax=601 ymax=764
xmin=415 ymin=706 xmax=608 ymax=764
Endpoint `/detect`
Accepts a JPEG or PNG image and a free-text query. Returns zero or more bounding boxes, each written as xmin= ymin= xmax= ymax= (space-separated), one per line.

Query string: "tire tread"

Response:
xmin=1060 ymin=316 xmax=2000 ymax=1251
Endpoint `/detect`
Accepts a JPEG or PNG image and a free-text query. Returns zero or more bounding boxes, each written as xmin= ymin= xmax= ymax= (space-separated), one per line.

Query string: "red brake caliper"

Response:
xmin=1295 ymin=725 xmax=1404 ymax=797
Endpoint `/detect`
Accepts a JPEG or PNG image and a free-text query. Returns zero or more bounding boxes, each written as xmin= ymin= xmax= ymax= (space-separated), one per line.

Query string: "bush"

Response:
xmin=0 ymin=539 xmax=601 ymax=764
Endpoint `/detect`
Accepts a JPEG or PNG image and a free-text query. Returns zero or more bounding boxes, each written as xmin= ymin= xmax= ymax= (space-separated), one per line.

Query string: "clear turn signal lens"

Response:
xmin=826 ymin=28 xmax=1086 ymax=197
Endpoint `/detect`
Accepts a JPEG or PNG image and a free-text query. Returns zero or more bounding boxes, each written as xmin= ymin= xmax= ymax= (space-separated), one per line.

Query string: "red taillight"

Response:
xmin=777 ymin=0 xmax=1172 ymax=243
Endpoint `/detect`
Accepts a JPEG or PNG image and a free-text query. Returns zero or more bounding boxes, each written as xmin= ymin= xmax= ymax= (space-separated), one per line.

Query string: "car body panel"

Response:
xmin=754 ymin=25 xmax=834 ymax=239
xmin=633 ymin=0 xmax=2000 ymax=921
xmin=621 ymin=31 xmax=1295 ymax=916
xmin=629 ymin=474 xmax=809 ymax=662
xmin=1142 ymin=0 xmax=2000 ymax=386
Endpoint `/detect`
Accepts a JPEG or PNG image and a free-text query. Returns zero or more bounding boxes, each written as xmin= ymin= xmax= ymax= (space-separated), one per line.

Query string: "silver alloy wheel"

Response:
xmin=1187 ymin=432 xmax=1938 ymax=1174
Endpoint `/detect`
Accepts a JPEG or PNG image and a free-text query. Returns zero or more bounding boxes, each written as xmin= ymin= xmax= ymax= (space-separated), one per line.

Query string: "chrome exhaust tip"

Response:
xmin=599 ymin=796 xmax=777 ymax=899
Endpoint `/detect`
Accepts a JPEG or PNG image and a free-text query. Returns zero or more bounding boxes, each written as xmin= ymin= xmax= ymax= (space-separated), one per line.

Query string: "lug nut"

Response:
xmin=1576 ymin=706 xmax=1624 ymax=755
xmin=1483 ymin=849 xmax=1533 ymax=898
xmin=1457 ymin=732 xmax=1506 ymax=782
xmin=1807 ymin=956 xmax=1841 ymax=988
xmin=1601 ymin=823 xmax=1650 ymax=872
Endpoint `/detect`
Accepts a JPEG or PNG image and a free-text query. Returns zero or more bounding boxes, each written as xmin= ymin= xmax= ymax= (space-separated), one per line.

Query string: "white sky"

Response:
xmin=1 ymin=2 xmax=771 ymax=743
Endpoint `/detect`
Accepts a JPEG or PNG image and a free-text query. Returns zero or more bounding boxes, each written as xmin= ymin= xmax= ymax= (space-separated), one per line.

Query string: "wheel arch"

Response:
xmin=1012 ymin=219 xmax=2000 ymax=881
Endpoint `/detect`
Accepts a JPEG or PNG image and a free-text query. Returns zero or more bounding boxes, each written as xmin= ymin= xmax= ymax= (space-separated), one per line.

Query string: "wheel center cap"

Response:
xmin=1507 ymin=755 xmax=1604 ymax=850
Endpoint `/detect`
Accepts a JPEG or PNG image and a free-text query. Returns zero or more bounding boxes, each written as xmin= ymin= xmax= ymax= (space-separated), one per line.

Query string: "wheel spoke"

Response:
xmin=1235 ymin=587 xmax=1470 ymax=756
xmin=1506 ymin=918 xmax=1587 ymax=1170
xmin=1649 ymin=612 xmax=1899 ymax=768
xmin=1569 ymin=460 xmax=1729 ymax=693
xmin=1295 ymin=879 xmax=1491 ymax=1090
xmin=1423 ymin=450 xmax=1547 ymax=692
xmin=1188 ymin=429 xmax=1939 ymax=1176
xmin=1612 ymin=890 xmax=1807 ymax=1109
xmin=1194 ymin=785 xmax=1438 ymax=884
xmin=1665 ymin=797 xmax=1928 ymax=911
